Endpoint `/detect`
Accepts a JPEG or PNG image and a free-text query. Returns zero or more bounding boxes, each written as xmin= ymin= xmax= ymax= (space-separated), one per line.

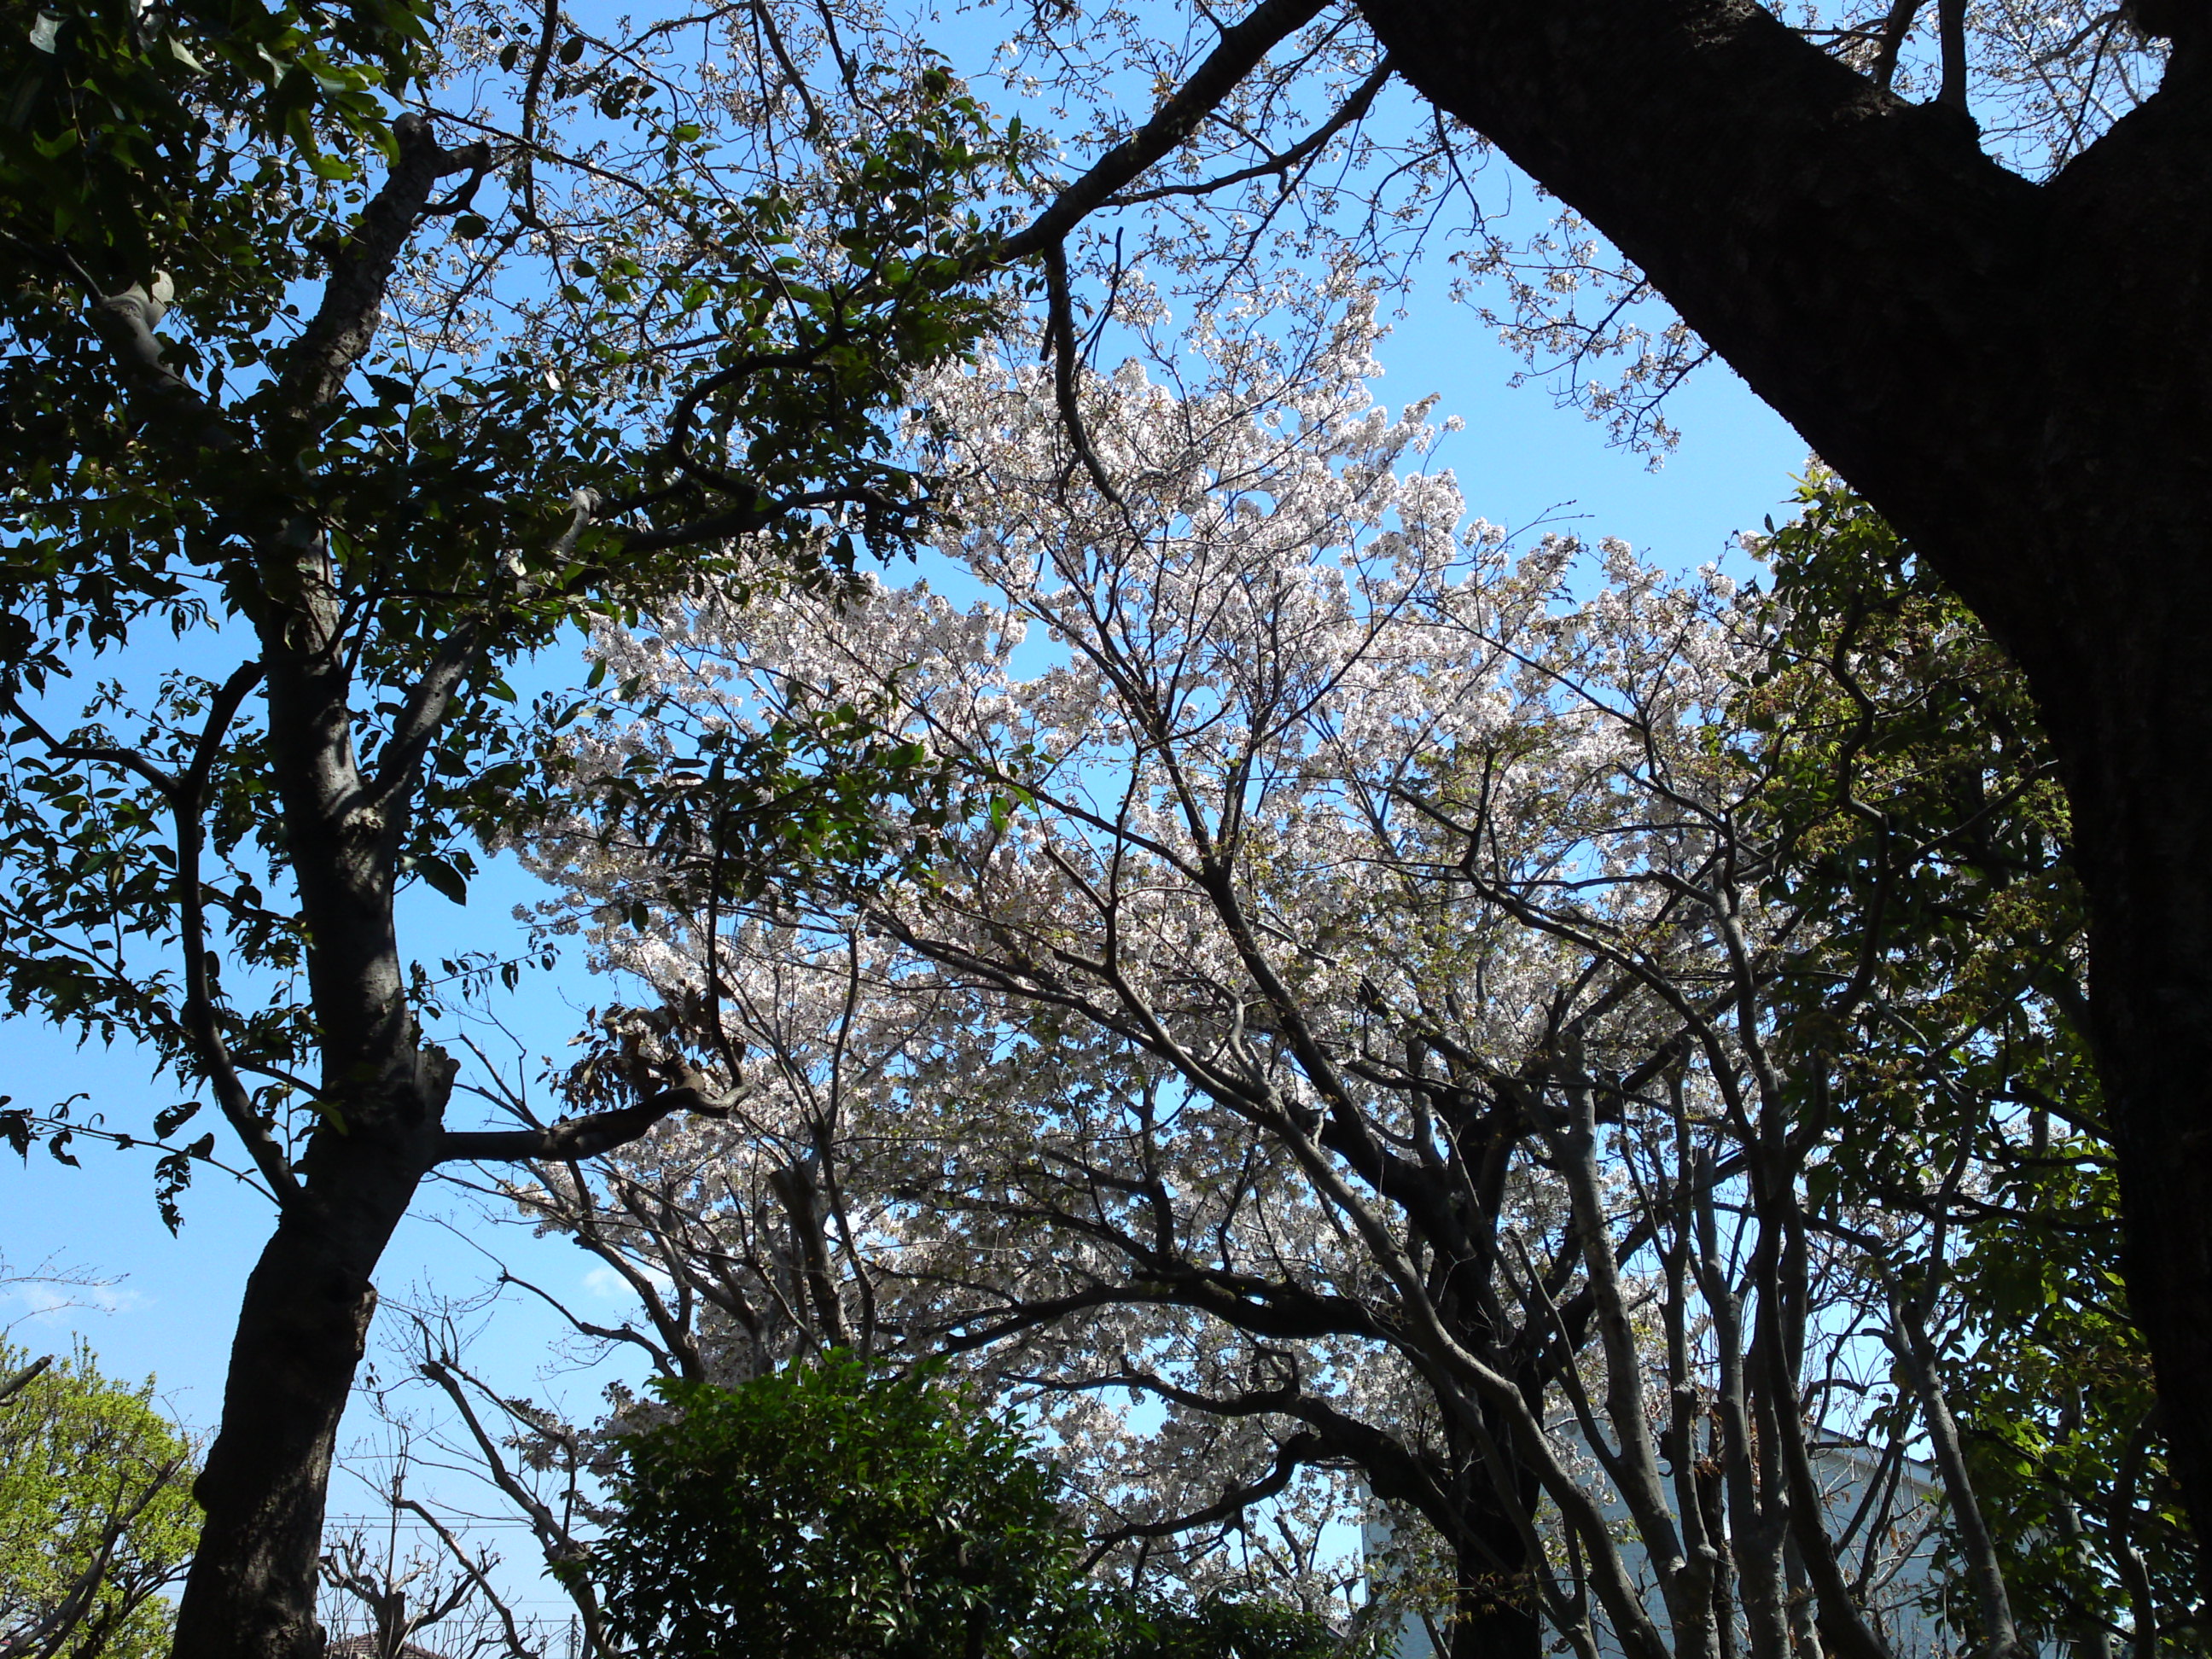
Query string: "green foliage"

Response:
xmin=0 ymin=0 xmax=1011 ymax=1201
xmin=0 ymin=0 xmax=428 ymax=300
xmin=1740 ymin=476 xmax=2195 ymax=1647
xmin=1743 ymin=472 xmax=2085 ymax=1164
xmin=1092 ymin=1591 xmax=1375 ymax=1659
xmin=573 ymin=1355 xmax=1365 ymax=1659
xmin=578 ymin=1353 xmax=1085 ymax=1659
xmin=0 ymin=1341 xmax=199 ymax=1658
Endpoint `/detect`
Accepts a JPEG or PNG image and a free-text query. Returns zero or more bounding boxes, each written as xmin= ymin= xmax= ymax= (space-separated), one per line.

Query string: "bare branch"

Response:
xmin=435 ymin=1075 xmax=749 ymax=1164
xmin=394 ymin=1498 xmax=539 ymax=1659
xmin=994 ymin=0 xmax=1332 ymax=265
xmin=1105 ymin=59 xmax=1394 ymax=207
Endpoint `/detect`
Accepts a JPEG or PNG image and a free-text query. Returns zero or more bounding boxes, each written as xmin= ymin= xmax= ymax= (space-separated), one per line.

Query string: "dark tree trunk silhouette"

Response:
xmin=1330 ymin=0 xmax=2212 ymax=1555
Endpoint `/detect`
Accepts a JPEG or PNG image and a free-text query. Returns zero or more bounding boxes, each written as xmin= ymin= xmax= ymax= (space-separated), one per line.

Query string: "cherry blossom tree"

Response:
xmin=515 ymin=295 xmax=2126 ymax=1658
xmin=450 ymin=0 xmax=2212 ymax=1563
xmin=853 ymin=0 xmax=2212 ymax=1545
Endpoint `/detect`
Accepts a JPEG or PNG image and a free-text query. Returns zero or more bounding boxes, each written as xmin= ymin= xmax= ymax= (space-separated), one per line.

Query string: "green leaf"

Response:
xmin=413 ymin=854 xmax=469 ymax=905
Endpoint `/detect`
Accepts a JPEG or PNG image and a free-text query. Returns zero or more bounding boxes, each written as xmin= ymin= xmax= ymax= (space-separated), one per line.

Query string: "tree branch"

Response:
xmin=1871 ymin=0 xmax=1925 ymax=95
xmin=77 ymin=286 xmax=243 ymax=458
xmin=1884 ymin=1282 xmax=2023 ymax=1659
xmin=1085 ymin=1430 xmax=1325 ymax=1557
xmin=1104 ymin=58 xmax=1394 ymax=206
xmin=278 ymin=115 xmax=492 ymax=415
xmin=0 ymin=1355 xmax=51 ymax=1406
xmin=1936 ymin=0 xmax=1970 ymax=110
xmin=994 ymin=0 xmax=1332 ymax=265
xmin=370 ymin=488 xmax=599 ymax=830
xmin=435 ymin=1076 xmax=748 ymax=1164
xmin=393 ymin=1498 xmax=539 ymax=1659
xmin=1042 ymin=241 xmax=1124 ymax=508
xmin=412 ymin=1349 xmax=608 ymax=1652
xmin=170 ymin=661 xmax=295 ymax=1201
xmin=0 ymin=696 xmax=178 ymax=802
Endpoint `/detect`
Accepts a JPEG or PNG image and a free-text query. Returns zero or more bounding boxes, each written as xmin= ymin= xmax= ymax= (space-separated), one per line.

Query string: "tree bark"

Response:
xmin=1342 ymin=0 xmax=2212 ymax=1558
xmin=171 ymin=1127 xmax=436 ymax=1659
xmin=1448 ymin=1505 xmax=1544 ymax=1659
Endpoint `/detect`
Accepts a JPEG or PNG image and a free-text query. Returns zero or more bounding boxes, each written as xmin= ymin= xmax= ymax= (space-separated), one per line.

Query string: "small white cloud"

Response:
xmin=580 ymin=1265 xmax=629 ymax=1300
xmin=581 ymin=1262 xmax=672 ymax=1302
xmin=1 ymin=1279 xmax=145 ymax=1329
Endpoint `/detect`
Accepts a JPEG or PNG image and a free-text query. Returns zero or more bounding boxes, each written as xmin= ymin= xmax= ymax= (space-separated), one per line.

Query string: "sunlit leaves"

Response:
xmin=1736 ymin=480 xmax=2184 ymax=1646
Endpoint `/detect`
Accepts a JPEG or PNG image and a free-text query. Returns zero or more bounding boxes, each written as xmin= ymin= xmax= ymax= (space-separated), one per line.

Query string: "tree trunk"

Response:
xmin=1449 ymin=1516 xmax=1544 ymax=1659
xmin=1345 ymin=0 xmax=2212 ymax=1556
xmin=172 ymin=1085 xmax=445 ymax=1659
xmin=2058 ymin=621 xmax=2212 ymax=1574
xmin=171 ymin=506 xmax=459 ymax=1656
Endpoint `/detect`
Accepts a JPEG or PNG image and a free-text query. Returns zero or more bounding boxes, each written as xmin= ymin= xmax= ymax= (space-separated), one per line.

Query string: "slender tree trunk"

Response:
xmin=172 ymin=509 xmax=457 ymax=1657
xmin=172 ymin=1008 xmax=456 ymax=1657
xmin=113 ymin=119 xmax=663 ymax=1657
xmin=172 ymin=1137 xmax=429 ymax=1659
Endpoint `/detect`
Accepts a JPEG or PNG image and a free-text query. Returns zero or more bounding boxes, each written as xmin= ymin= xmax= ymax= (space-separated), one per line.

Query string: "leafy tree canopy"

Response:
xmin=582 ymin=1353 xmax=1087 ymax=1658
xmin=577 ymin=1353 xmax=1365 ymax=1659
xmin=0 ymin=1341 xmax=198 ymax=1659
xmin=0 ymin=0 xmax=1017 ymax=1641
